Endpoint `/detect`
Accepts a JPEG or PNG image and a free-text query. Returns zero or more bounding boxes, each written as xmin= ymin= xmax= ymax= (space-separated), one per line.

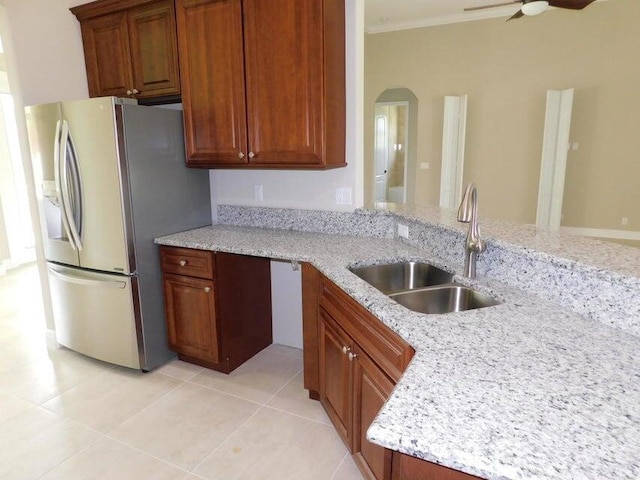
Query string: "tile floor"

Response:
xmin=0 ymin=264 xmax=363 ymax=479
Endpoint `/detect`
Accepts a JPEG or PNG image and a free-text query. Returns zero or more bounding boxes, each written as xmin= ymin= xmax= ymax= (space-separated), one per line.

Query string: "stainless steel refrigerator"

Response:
xmin=25 ymin=97 xmax=211 ymax=371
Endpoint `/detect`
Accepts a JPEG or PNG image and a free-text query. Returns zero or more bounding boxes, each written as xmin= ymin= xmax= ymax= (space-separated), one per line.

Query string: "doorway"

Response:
xmin=0 ymin=35 xmax=35 ymax=274
xmin=374 ymin=101 xmax=408 ymax=203
xmin=372 ymin=88 xmax=418 ymax=205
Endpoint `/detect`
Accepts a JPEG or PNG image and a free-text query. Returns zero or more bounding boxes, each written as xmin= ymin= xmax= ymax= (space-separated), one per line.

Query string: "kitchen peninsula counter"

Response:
xmin=155 ymin=218 xmax=640 ymax=480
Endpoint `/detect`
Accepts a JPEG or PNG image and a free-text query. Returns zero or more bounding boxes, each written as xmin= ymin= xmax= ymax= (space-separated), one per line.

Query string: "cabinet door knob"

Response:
xmin=238 ymin=152 xmax=245 ymax=159
xmin=179 ymin=260 xmax=187 ymax=266
xmin=126 ymin=90 xmax=133 ymax=96
xmin=132 ymin=88 xmax=139 ymax=95
xmin=348 ymin=352 xmax=358 ymax=362
xmin=204 ymin=286 xmax=211 ymax=293
xmin=341 ymin=346 xmax=350 ymax=355
xmin=248 ymin=151 xmax=256 ymax=159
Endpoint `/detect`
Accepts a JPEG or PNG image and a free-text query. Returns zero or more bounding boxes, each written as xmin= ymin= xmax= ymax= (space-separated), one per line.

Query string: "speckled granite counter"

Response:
xmin=156 ymin=217 xmax=640 ymax=480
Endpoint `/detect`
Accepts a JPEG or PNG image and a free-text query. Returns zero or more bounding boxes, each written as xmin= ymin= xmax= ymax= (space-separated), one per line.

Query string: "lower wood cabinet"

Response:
xmin=159 ymin=246 xmax=272 ymax=373
xmin=319 ymin=308 xmax=396 ymax=480
xmin=304 ymin=264 xmax=484 ymax=480
xmin=353 ymin=343 xmax=395 ymax=480
xmin=391 ymin=452 xmax=483 ymax=480
xmin=313 ymin=269 xmax=412 ymax=480
xmin=163 ymin=272 xmax=219 ymax=363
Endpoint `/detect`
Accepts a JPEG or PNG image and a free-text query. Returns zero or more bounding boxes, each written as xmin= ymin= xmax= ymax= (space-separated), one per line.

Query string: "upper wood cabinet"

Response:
xmin=175 ymin=0 xmax=346 ymax=169
xmin=71 ymin=0 xmax=180 ymax=100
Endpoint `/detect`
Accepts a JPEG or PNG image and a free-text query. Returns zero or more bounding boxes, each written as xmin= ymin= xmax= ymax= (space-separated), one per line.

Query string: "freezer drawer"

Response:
xmin=47 ymin=263 xmax=141 ymax=369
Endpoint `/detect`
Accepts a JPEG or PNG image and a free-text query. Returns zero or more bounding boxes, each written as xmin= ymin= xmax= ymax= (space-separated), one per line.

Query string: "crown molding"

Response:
xmin=365 ymin=0 xmax=610 ymax=35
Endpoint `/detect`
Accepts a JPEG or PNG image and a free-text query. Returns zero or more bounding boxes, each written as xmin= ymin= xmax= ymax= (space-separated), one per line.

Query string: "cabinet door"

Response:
xmin=128 ymin=0 xmax=180 ymax=98
xmin=242 ymin=0 xmax=324 ymax=166
xmin=391 ymin=452 xmax=483 ymax=480
xmin=80 ymin=12 xmax=133 ymax=98
xmin=176 ymin=0 xmax=248 ymax=165
xmin=319 ymin=308 xmax=353 ymax=448
xmin=163 ymin=273 xmax=220 ymax=364
xmin=353 ymin=345 xmax=394 ymax=480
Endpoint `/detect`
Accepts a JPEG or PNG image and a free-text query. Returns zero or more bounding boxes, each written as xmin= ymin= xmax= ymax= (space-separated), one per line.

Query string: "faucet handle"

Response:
xmin=457 ymin=183 xmax=476 ymax=223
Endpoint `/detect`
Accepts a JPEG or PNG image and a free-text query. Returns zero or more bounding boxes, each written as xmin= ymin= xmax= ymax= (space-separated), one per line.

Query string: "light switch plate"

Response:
xmin=254 ymin=184 xmax=264 ymax=201
xmin=335 ymin=188 xmax=352 ymax=206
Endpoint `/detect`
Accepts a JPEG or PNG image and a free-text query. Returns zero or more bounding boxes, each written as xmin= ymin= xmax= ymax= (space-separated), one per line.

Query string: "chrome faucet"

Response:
xmin=457 ymin=183 xmax=486 ymax=278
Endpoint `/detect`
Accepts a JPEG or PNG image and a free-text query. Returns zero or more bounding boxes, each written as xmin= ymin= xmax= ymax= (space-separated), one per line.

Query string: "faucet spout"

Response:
xmin=457 ymin=183 xmax=486 ymax=278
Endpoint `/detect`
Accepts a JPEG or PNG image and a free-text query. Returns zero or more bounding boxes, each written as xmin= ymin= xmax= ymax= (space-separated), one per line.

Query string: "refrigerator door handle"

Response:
xmin=59 ymin=120 xmax=84 ymax=251
xmin=48 ymin=265 xmax=127 ymax=289
xmin=54 ymin=119 xmax=76 ymax=249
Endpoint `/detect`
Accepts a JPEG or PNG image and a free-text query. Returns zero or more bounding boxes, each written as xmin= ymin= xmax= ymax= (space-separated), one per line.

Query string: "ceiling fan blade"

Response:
xmin=548 ymin=0 xmax=596 ymax=9
xmin=506 ymin=9 xmax=525 ymax=20
xmin=464 ymin=1 xmax=521 ymax=12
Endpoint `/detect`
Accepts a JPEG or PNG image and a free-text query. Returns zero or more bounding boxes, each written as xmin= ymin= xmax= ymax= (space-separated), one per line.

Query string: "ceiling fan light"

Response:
xmin=521 ymin=1 xmax=549 ymax=16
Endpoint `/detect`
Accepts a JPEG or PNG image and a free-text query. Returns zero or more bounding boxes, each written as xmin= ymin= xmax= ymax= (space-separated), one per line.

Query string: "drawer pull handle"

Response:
xmin=204 ymin=286 xmax=211 ymax=293
xmin=348 ymin=352 xmax=358 ymax=362
xmin=341 ymin=346 xmax=350 ymax=355
xmin=179 ymin=260 xmax=187 ymax=266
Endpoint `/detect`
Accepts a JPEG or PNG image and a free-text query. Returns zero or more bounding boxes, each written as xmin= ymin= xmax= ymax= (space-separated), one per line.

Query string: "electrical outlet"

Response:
xmin=420 ymin=162 xmax=430 ymax=170
xmin=397 ymin=223 xmax=409 ymax=238
xmin=622 ymin=217 xmax=629 ymax=226
xmin=254 ymin=184 xmax=263 ymax=201
xmin=335 ymin=188 xmax=352 ymax=206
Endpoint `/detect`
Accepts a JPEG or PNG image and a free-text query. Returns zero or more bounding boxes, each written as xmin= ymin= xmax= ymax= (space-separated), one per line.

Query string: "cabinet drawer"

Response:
xmin=320 ymin=275 xmax=413 ymax=383
xmin=160 ymin=246 xmax=215 ymax=279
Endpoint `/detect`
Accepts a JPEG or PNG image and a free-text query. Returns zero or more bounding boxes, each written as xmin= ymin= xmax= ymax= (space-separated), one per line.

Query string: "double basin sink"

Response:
xmin=349 ymin=261 xmax=499 ymax=315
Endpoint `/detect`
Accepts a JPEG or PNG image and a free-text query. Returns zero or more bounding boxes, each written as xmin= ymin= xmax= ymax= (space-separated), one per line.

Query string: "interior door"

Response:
xmin=25 ymin=102 xmax=80 ymax=267
xmin=61 ymin=97 xmax=131 ymax=274
xmin=374 ymin=107 xmax=389 ymax=202
xmin=536 ymin=88 xmax=574 ymax=230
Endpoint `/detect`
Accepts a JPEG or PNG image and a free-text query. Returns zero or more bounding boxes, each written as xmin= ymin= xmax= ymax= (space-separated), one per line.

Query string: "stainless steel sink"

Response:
xmin=349 ymin=261 xmax=454 ymax=294
xmin=389 ymin=285 xmax=500 ymax=314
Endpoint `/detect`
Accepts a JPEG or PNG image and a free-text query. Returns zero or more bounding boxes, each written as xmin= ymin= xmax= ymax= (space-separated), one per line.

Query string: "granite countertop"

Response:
xmin=155 ymin=224 xmax=640 ymax=480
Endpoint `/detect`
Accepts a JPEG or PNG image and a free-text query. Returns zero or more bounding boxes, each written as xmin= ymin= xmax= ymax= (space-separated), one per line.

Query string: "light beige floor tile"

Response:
xmin=0 ymin=406 xmax=99 ymax=480
xmin=155 ymin=358 xmax=204 ymax=381
xmin=0 ymin=347 xmax=116 ymax=404
xmin=110 ymin=382 xmax=259 ymax=470
xmin=39 ymin=436 xmax=187 ymax=480
xmin=191 ymin=348 xmax=302 ymax=404
xmin=331 ymin=454 xmax=364 ymax=480
xmin=266 ymin=343 xmax=304 ymax=360
xmin=0 ymin=392 xmax=35 ymax=423
xmin=265 ymin=371 xmax=331 ymax=425
xmin=42 ymin=367 xmax=181 ymax=433
xmin=0 ymin=333 xmax=48 ymax=372
xmin=194 ymin=407 xmax=348 ymax=480
xmin=0 ymin=264 xmax=45 ymax=322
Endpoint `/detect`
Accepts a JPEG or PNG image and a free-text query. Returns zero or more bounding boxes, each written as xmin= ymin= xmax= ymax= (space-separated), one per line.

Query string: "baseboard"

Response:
xmin=45 ymin=329 xmax=60 ymax=349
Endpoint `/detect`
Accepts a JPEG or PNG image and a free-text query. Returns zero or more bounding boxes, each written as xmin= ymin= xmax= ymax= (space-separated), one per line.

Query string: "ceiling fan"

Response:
xmin=465 ymin=0 xmax=597 ymax=21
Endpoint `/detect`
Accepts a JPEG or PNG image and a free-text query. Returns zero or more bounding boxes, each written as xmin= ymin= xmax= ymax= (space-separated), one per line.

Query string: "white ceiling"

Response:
xmin=364 ymin=0 xmax=607 ymax=33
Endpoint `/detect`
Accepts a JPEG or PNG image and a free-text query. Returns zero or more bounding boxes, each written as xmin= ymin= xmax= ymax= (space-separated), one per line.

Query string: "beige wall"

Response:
xmin=1 ymin=0 xmax=89 ymax=106
xmin=365 ymin=0 xmax=640 ymax=231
